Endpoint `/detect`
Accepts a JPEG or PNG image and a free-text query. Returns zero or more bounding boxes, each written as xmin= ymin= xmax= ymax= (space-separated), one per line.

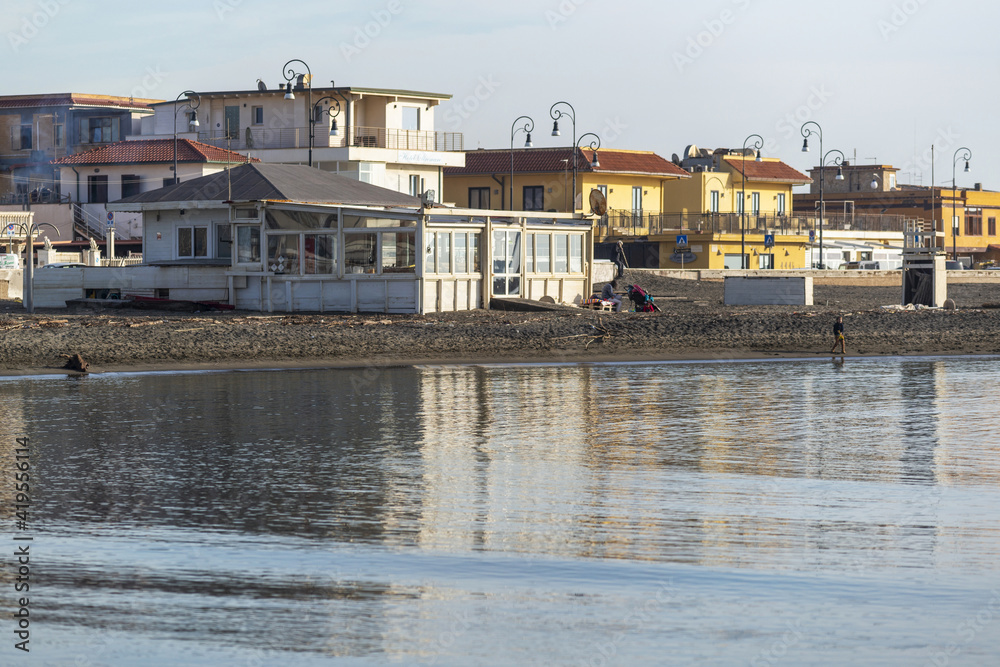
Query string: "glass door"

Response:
xmin=491 ymin=229 xmax=521 ymax=296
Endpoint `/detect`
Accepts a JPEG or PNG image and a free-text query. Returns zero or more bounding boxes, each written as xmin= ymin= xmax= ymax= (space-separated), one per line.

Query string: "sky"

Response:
xmin=3 ymin=0 xmax=997 ymax=190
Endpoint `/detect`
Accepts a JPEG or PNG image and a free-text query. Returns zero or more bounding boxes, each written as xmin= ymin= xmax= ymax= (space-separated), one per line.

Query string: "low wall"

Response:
xmin=32 ymin=266 xmax=229 ymax=308
xmin=631 ymin=268 xmax=1000 ymax=286
xmin=724 ymin=276 xmax=813 ymax=306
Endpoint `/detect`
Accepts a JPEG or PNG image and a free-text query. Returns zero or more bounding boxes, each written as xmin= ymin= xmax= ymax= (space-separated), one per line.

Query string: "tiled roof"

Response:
xmin=111 ymin=163 xmax=422 ymax=208
xmin=724 ymin=157 xmax=812 ymax=184
xmin=51 ymin=139 xmax=260 ymax=166
xmin=0 ymin=93 xmax=160 ymax=110
xmin=446 ymin=147 xmax=689 ymax=178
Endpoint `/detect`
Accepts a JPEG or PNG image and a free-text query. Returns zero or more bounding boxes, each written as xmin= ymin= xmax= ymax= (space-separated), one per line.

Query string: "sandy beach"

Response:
xmin=2 ymin=272 xmax=1000 ymax=375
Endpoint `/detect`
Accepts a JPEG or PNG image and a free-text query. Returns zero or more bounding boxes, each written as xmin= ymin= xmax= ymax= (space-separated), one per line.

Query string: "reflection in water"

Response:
xmin=1 ymin=358 xmax=1000 ymax=664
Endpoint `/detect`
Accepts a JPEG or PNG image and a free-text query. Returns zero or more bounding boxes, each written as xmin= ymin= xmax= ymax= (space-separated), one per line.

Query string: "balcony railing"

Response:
xmin=598 ymin=210 xmax=923 ymax=237
xmin=197 ymin=125 xmax=463 ymax=153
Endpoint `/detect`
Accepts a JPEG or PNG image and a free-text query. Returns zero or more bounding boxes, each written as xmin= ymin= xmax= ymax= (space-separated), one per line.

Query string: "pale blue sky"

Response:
xmin=4 ymin=0 xmax=996 ymax=189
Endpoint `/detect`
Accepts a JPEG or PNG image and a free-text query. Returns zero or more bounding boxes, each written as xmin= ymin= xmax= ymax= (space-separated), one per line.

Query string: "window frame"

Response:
xmin=177 ymin=225 xmax=210 ymax=259
xmin=523 ymin=186 xmax=544 ymax=211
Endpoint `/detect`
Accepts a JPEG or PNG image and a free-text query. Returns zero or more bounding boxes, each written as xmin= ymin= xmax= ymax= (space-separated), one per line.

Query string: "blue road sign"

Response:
xmin=764 ymin=234 xmax=774 ymax=248
xmin=809 ymin=230 xmax=815 ymax=243
xmin=676 ymin=234 xmax=688 ymax=246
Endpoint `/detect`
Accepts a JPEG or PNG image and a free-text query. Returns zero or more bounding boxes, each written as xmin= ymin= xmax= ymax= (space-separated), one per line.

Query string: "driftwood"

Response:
xmin=61 ymin=353 xmax=89 ymax=373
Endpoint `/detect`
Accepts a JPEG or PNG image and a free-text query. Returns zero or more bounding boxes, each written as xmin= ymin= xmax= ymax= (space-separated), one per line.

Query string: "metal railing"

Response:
xmin=598 ymin=210 xmax=921 ymax=236
xmin=197 ymin=125 xmax=464 ymax=153
xmin=73 ymin=203 xmax=107 ymax=241
xmin=198 ymin=125 xmax=465 ymax=152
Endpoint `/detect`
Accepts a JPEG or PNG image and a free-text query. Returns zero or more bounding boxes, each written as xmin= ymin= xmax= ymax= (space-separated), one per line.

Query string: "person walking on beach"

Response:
xmin=831 ymin=315 xmax=846 ymax=354
xmin=614 ymin=240 xmax=627 ymax=279
xmin=601 ymin=280 xmax=623 ymax=312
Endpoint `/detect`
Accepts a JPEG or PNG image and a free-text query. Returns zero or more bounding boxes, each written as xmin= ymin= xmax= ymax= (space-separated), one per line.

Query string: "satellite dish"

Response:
xmin=589 ymin=189 xmax=608 ymax=216
xmin=256 ymin=79 xmax=267 ymax=91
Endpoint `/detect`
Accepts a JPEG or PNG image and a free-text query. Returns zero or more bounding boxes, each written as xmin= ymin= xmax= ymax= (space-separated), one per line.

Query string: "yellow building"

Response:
xmin=443 ymin=147 xmax=690 ymax=224
xmin=652 ymin=145 xmax=812 ymax=269
xmin=796 ymin=163 xmax=1000 ymax=265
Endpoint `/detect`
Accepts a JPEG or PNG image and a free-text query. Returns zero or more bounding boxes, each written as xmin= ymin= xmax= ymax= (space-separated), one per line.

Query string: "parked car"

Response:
xmin=39 ymin=262 xmax=87 ymax=269
xmin=945 ymin=260 xmax=965 ymax=270
xmin=839 ymin=261 xmax=880 ymax=270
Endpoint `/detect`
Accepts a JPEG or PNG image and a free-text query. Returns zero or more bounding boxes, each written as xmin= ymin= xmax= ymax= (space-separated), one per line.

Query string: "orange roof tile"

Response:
xmin=724 ymin=157 xmax=811 ymax=184
xmin=446 ymin=147 xmax=689 ymax=178
xmin=51 ymin=139 xmax=259 ymax=166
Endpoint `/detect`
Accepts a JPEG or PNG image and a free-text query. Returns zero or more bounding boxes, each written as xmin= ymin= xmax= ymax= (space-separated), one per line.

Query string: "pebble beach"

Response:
xmin=2 ymin=273 xmax=1000 ymax=374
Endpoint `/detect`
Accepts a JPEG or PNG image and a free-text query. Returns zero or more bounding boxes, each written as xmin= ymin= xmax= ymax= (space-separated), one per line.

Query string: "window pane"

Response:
xmin=507 ymin=232 xmax=521 ymax=274
xmin=194 ymin=227 xmax=208 ymax=257
xmin=454 ymin=233 xmax=467 ymax=274
xmin=570 ymin=235 xmax=582 ymax=273
xmin=470 ymin=233 xmax=481 ymax=273
xmin=425 ymin=232 xmax=436 ymax=273
xmin=554 ymin=234 xmax=568 ymax=273
xmin=344 ymin=233 xmax=377 ymax=273
xmin=178 ymin=228 xmax=192 ymax=257
xmin=436 ymin=231 xmax=451 ymax=273
xmin=304 ymin=234 xmax=336 ymax=274
xmin=525 ymin=234 xmax=534 ymax=273
xmin=492 ymin=230 xmax=506 ymax=273
xmin=237 ymin=226 xmax=260 ymax=263
xmin=382 ymin=232 xmax=416 ymax=273
xmin=343 ymin=215 xmax=414 ymax=228
xmin=267 ymin=234 xmax=300 ymax=274
xmin=216 ymin=225 xmax=232 ymax=260
xmin=536 ymin=234 xmax=550 ymax=273
xmin=264 ymin=210 xmax=332 ymax=230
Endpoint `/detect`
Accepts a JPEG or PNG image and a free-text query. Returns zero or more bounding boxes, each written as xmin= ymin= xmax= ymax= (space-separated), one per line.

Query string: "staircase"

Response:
xmin=73 ymin=203 xmax=106 ymax=241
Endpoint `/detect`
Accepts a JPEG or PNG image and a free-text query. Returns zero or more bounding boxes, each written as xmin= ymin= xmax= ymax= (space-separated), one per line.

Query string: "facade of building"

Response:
xmin=52 ymin=163 xmax=599 ymax=314
xmin=50 ymin=138 xmax=256 ymax=240
xmin=0 ymin=93 xmax=160 ymax=203
xmin=630 ymin=145 xmax=813 ymax=269
xmin=795 ymin=162 xmax=1000 ymax=263
xmin=443 ymin=147 xmax=690 ymax=233
xmin=134 ymin=82 xmax=465 ymax=198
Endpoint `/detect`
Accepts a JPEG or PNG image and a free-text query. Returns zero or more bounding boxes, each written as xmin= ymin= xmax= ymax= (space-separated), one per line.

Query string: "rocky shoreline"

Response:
xmin=2 ymin=274 xmax=999 ymax=374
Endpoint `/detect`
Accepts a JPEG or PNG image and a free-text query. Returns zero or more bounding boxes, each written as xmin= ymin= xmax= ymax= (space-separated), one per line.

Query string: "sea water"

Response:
xmin=1 ymin=356 xmax=999 ymax=665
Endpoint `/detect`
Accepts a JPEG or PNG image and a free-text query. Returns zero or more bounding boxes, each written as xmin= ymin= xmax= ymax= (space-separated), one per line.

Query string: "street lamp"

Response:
xmin=172 ymin=90 xmax=200 ymax=186
xmin=13 ymin=219 xmax=59 ymax=314
xmin=313 ymin=95 xmax=343 ymax=139
xmin=510 ymin=115 xmax=534 ymax=211
xmin=550 ymin=101 xmax=578 ymax=210
xmin=578 ymin=132 xmax=601 ymax=169
xmin=281 ymin=59 xmax=314 ymax=167
xmin=951 ymin=147 xmax=972 ymax=261
xmin=741 ymin=134 xmax=763 ymax=270
xmin=801 ymin=121 xmax=839 ymax=269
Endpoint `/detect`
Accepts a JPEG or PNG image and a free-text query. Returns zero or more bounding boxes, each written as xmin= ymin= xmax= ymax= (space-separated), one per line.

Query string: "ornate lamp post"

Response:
xmin=14 ymin=219 xmax=59 ymax=313
xmin=313 ymin=95 xmax=343 ymax=140
xmin=550 ymin=101 xmax=577 ymax=210
xmin=172 ymin=90 xmax=200 ymax=185
xmin=280 ymin=59 xmax=314 ymax=166
xmin=801 ymin=121 xmax=839 ymax=268
xmin=951 ymin=147 xmax=972 ymax=261
xmin=741 ymin=134 xmax=763 ymax=269
xmin=509 ymin=116 xmax=533 ymax=210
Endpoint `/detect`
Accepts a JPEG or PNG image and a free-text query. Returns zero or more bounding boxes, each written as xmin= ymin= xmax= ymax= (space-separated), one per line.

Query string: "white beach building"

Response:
xmin=29 ymin=163 xmax=597 ymax=313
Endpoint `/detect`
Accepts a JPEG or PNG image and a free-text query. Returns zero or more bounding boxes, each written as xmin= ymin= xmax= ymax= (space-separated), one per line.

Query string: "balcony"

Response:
xmin=598 ymin=210 xmax=923 ymax=238
xmin=197 ymin=125 xmax=463 ymax=153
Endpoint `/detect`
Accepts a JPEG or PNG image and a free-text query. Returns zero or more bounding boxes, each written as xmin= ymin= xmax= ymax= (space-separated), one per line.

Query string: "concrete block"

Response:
xmin=724 ymin=276 xmax=813 ymax=306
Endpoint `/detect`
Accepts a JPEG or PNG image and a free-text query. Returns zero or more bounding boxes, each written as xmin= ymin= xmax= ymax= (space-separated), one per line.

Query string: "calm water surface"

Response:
xmin=2 ymin=357 xmax=1000 ymax=665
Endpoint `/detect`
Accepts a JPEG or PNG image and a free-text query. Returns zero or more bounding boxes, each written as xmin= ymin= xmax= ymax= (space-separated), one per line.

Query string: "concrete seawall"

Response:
xmin=630 ymin=269 xmax=1000 ymax=287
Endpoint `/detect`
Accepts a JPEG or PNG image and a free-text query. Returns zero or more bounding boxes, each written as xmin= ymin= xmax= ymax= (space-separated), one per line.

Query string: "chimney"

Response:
xmin=975 ymin=183 xmax=983 ymax=191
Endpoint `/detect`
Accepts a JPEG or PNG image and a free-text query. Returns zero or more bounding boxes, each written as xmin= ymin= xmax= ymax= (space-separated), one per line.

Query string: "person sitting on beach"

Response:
xmin=601 ymin=280 xmax=623 ymax=312
xmin=831 ymin=315 xmax=846 ymax=354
